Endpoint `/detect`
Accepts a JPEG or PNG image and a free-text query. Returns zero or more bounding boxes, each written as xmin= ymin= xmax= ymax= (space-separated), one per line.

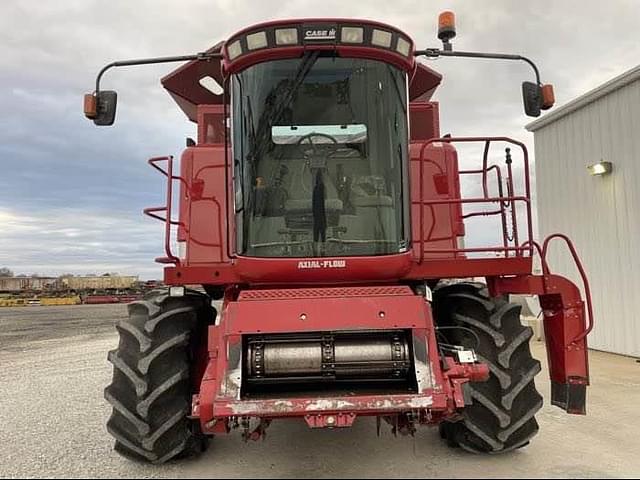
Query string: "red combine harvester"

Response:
xmin=85 ymin=13 xmax=593 ymax=463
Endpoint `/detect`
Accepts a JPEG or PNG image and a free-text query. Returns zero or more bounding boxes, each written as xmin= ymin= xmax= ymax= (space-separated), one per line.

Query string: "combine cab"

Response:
xmin=86 ymin=13 xmax=592 ymax=463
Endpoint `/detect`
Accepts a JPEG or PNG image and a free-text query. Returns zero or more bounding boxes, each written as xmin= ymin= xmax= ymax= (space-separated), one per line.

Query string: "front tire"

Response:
xmin=433 ymin=282 xmax=543 ymax=454
xmin=105 ymin=289 xmax=211 ymax=463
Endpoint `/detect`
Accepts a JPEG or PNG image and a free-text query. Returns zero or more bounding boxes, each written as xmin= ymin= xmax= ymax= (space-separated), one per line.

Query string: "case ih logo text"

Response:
xmin=297 ymin=260 xmax=346 ymax=269
xmin=304 ymin=28 xmax=337 ymax=41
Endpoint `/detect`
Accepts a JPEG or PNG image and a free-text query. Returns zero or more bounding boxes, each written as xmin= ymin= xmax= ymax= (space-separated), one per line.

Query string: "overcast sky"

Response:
xmin=1 ymin=0 xmax=638 ymax=279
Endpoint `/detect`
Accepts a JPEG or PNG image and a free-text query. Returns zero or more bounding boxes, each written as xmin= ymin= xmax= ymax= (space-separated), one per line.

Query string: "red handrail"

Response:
xmin=460 ymin=164 xmax=509 ymax=255
xmin=144 ymin=155 xmax=227 ymax=264
xmin=414 ymin=137 xmax=534 ymax=262
xmin=521 ymin=237 xmax=594 ymax=344
xmin=542 ymin=234 xmax=594 ymax=343
xmin=143 ymin=156 xmax=180 ymax=265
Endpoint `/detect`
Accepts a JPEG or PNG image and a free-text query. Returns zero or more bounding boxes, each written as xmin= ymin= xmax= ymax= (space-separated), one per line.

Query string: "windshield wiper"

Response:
xmin=249 ymin=51 xmax=321 ymax=162
xmin=276 ymin=50 xmax=321 ymax=118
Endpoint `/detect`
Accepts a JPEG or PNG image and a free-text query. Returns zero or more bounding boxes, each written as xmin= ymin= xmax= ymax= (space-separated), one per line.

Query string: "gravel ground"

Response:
xmin=1 ymin=304 xmax=639 ymax=478
xmin=0 ymin=304 xmax=125 ymax=350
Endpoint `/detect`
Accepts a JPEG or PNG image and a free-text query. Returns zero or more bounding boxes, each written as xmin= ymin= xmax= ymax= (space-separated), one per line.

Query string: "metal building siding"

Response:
xmin=533 ymin=78 xmax=640 ymax=356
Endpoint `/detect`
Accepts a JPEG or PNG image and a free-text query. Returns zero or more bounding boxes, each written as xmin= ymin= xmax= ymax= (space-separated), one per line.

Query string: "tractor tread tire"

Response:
xmin=105 ymin=289 xmax=209 ymax=464
xmin=434 ymin=282 xmax=543 ymax=454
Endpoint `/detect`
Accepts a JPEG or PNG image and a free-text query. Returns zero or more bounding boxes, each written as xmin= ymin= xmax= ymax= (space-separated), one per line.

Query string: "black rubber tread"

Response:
xmin=433 ymin=282 xmax=543 ymax=454
xmin=105 ymin=289 xmax=212 ymax=464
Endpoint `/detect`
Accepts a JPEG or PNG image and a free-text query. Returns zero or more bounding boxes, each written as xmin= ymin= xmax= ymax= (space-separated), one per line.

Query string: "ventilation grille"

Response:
xmin=238 ymin=286 xmax=413 ymax=301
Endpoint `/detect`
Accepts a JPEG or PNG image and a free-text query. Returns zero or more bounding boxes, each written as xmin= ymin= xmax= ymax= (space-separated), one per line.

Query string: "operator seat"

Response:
xmin=284 ymin=159 xmax=343 ymax=219
xmin=340 ymin=176 xmax=395 ymax=250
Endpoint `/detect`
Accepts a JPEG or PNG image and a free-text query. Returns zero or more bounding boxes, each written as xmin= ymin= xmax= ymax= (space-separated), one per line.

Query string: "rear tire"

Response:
xmin=433 ymin=282 xmax=543 ymax=454
xmin=105 ymin=289 xmax=212 ymax=464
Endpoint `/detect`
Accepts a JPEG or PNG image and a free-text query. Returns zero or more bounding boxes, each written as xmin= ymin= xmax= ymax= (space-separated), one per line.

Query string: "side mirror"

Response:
xmin=522 ymin=81 xmax=541 ymax=118
xmin=83 ymin=90 xmax=118 ymax=126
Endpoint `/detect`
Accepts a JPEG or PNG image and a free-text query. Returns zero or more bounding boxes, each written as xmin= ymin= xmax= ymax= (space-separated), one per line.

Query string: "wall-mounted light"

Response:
xmin=587 ymin=161 xmax=613 ymax=176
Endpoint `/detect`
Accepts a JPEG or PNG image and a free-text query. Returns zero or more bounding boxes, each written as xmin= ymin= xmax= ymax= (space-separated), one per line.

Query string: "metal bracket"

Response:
xmin=304 ymin=413 xmax=356 ymax=429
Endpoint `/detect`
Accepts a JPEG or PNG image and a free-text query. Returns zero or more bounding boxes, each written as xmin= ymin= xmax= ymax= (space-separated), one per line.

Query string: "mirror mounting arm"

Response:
xmin=414 ymin=48 xmax=541 ymax=85
xmin=86 ymin=51 xmax=223 ymax=125
xmin=94 ymin=52 xmax=223 ymax=94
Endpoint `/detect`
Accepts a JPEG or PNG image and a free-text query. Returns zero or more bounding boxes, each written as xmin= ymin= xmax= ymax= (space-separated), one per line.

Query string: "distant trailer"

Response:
xmin=0 ymin=296 xmax=82 ymax=307
xmin=40 ymin=296 xmax=82 ymax=306
xmin=0 ymin=277 xmax=58 ymax=293
xmin=61 ymin=275 xmax=139 ymax=292
xmin=82 ymin=294 xmax=142 ymax=304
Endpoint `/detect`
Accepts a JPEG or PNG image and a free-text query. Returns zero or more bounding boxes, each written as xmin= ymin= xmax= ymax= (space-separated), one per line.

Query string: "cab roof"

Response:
xmin=161 ymin=19 xmax=442 ymax=122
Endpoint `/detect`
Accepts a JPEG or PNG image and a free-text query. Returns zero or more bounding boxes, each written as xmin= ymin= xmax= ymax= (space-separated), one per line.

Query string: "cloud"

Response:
xmin=0 ymin=207 xmax=163 ymax=279
xmin=1 ymin=0 xmax=638 ymax=276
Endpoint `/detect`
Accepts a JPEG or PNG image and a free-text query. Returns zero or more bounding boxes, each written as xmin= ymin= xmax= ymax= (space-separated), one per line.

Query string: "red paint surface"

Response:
xmin=139 ymin=19 xmax=594 ymax=427
xmin=194 ymin=285 xmax=488 ymax=432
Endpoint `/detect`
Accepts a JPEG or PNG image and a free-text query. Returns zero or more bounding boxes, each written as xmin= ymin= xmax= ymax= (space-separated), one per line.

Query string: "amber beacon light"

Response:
xmin=438 ymin=11 xmax=456 ymax=50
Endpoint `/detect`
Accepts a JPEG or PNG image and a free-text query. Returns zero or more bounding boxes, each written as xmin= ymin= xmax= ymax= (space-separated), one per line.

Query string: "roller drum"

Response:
xmin=245 ymin=331 xmax=411 ymax=383
xmin=263 ymin=342 xmax=322 ymax=376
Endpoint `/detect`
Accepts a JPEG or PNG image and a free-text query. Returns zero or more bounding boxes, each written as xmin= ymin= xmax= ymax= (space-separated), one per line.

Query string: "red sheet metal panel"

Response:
xmin=161 ymin=43 xmax=225 ymax=122
xmin=410 ymin=62 xmax=442 ymax=101
xmin=226 ymin=288 xmax=427 ymax=335
xmin=238 ymin=285 xmax=412 ymax=301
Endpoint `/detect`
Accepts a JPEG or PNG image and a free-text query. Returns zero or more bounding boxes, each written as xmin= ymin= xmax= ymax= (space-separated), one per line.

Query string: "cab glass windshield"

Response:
xmin=232 ymin=55 xmax=409 ymax=257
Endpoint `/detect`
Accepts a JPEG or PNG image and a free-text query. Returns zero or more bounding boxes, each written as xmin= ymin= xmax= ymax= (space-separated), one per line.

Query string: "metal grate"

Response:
xmin=238 ymin=285 xmax=413 ymax=301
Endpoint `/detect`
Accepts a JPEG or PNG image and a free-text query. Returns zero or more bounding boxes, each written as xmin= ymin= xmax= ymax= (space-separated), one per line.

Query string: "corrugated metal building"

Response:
xmin=526 ymin=65 xmax=640 ymax=357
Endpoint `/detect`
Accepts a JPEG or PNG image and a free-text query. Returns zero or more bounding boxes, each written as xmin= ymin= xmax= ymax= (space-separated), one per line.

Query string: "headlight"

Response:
xmin=227 ymin=40 xmax=243 ymax=60
xmin=169 ymin=286 xmax=185 ymax=297
xmin=396 ymin=37 xmax=411 ymax=56
xmin=246 ymin=31 xmax=268 ymax=50
xmin=275 ymin=28 xmax=298 ymax=45
xmin=371 ymin=29 xmax=392 ymax=48
xmin=341 ymin=26 xmax=364 ymax=44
